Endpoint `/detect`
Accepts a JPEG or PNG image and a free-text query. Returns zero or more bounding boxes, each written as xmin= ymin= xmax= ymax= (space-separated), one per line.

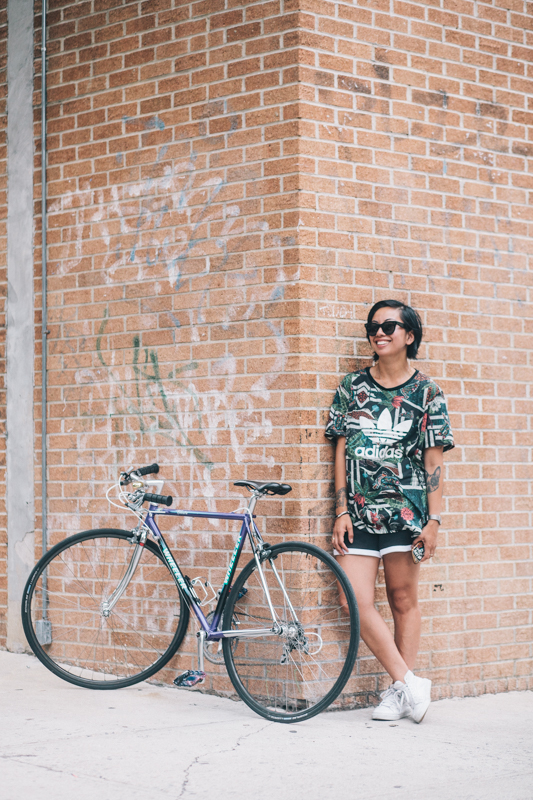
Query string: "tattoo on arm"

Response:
xmin=425 ymin=466 xmax=441 ymax=494
xmin=335 ymin=487 xmax=347 ymax=509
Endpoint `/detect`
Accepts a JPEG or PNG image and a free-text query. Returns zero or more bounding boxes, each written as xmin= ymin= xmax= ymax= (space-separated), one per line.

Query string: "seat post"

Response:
xmin=247 ymin=492 xmax=261 ymax=515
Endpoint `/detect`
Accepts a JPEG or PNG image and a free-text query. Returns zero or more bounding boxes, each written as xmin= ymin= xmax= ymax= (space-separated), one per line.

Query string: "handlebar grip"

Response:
xmin=143 ymin=492 xmax=172 ymax=507
xmin=136 ymin=463 xmax=160 ymax=477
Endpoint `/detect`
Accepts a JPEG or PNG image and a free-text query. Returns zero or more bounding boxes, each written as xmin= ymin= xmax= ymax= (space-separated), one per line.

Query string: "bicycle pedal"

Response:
xmin=173 ymin=670 xmax=206 ymax=688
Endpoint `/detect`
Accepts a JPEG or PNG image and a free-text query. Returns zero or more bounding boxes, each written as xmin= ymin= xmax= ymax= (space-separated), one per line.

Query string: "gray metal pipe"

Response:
xmin=40 ymin=0 xmax=49 ymax=606
xmin=33 ymin=0 xmax=51 ymax=646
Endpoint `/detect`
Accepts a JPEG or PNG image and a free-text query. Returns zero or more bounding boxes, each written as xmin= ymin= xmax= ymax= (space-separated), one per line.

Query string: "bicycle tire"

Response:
xmin=21 ymin=529 xmax=190 ymax=689
xmin=222 ymin=542 xmax=359 ymax=723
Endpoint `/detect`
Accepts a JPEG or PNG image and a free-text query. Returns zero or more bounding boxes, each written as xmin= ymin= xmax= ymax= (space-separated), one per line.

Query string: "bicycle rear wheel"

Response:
xmin=222 ymin=542 xmax=359 ymax=722
xmin=22 ymin=529 xmax=189 ymax=689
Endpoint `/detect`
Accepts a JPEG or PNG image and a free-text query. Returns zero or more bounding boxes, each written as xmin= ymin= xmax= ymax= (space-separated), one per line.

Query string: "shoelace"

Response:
xmin=379 ymin=686 xmax=397 ymax=703
xmin=396 ymin=685 xmax=412 ymax=709
xmin=380 ymin=684 xmax=412 ymax=710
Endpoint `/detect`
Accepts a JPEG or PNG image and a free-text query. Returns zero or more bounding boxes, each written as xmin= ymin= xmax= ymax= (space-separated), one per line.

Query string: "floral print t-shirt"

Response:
xmin=325 ymin=368 xmax=454 ymax=537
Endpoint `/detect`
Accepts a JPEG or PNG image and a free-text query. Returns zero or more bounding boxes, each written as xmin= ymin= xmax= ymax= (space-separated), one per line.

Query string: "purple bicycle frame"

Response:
xmin=143 ymin=506 xmax=254 ymax=640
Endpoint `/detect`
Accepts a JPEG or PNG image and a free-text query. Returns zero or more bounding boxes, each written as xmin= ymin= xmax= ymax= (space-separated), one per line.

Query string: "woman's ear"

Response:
xmin=406 ymin=330 xmax=415 ymax=346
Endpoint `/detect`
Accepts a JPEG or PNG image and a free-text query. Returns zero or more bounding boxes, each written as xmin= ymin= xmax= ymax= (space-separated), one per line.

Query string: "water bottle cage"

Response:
xmin=185 ymin=577 xmax=218 ymax=606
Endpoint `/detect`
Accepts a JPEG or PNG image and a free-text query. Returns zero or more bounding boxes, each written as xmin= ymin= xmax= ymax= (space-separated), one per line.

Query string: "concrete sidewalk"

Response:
xmin=1 ymin=651 xmax=532 ymax=800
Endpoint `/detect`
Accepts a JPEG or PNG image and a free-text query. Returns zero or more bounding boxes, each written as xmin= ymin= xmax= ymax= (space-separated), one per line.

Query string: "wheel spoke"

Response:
xmin=24 ymin=531 xmax=188 ymax=689
xmin=223 ymin=543 xmax=359 ymax=722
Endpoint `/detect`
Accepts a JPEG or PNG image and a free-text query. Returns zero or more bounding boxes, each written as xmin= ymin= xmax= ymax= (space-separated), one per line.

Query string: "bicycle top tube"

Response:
xmin=146 ymin=508 xmax=254 ymax=521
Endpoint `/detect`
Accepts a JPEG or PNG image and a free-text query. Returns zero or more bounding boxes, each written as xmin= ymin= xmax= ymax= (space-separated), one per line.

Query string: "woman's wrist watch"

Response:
xmin=428 ymin=514 xmax=441 ymax=525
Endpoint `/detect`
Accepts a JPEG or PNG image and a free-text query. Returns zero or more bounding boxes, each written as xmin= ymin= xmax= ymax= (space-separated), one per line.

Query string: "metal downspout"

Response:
xmin=40 ymin=0 xmax=49 ymax=629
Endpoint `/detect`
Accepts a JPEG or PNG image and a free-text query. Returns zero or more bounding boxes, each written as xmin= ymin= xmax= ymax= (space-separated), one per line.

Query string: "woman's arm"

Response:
xmin=425 ymin=445 xmax=444 ymax=517
xmin=413 ymin=445 xmax=444 ymax=562
xmin=334 ymin=436 xmax=348 ymax=514
xmin=332 ymin=436 xmax=353 ymax=555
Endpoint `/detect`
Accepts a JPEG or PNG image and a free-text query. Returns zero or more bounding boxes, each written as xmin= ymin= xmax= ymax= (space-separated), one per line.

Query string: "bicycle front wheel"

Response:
xmin=22 ymin=529 xmax=189 ymax=689
xmin=222 ymin=542 xmax=359 ymax=722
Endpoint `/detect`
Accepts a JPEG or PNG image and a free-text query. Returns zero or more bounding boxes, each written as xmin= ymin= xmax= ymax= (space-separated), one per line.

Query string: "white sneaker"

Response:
xmin=404 ymin=670 xmax=432 ymax=723
xmin=372 ymin=681 xmax=412 ymax=721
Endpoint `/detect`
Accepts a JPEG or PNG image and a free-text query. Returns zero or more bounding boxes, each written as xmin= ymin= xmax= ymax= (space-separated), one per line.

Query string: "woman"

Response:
xmin=325 ymin=300 xmax=454 ymax=723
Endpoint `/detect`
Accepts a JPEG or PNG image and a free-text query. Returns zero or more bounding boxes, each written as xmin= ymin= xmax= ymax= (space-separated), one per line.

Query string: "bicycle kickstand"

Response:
xmin=173 ymin=630 xmax=206 ymax=689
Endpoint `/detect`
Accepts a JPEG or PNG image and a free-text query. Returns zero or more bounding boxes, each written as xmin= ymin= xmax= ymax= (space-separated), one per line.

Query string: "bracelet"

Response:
xmin=336 ymin=510 xmax=350 ymax=519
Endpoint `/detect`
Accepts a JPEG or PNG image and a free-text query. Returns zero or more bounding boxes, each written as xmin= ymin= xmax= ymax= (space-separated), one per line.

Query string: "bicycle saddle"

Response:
xmin=234 ymin=480 xmax=292 ymax=496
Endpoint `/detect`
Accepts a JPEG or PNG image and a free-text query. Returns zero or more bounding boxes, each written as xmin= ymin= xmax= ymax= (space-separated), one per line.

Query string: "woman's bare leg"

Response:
xmin=382 ymin=551 xmax=421 ymax=671
xmin=337 ymin=554 xmax=409 ymax=684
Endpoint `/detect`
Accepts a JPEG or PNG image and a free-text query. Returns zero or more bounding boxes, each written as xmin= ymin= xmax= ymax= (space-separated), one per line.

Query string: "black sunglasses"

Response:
xmin=365 ymin=320 xmax=409 ymax=337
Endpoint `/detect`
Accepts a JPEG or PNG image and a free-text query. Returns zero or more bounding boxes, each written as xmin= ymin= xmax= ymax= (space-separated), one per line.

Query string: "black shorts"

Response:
xmin=334 ymin=526 xmax=415 ymax=558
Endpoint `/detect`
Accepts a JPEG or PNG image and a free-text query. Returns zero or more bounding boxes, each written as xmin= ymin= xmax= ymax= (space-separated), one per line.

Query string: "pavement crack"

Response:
xmin=175 ymin=722 xmax=272 ymax=798
xmin=177 ymin=754 xmax=201 ymax=799
xmin=0 ymin=755 xmax=174 ymax=796
xmin=214 ymin=720 xmax=273 ymax=756
xmin=234 ymin=721 xmax=272 ymax=749
xmin=2 ymin=716 xmax=236 ymax=753
xmin=0 ymin=755 xmax=90 ymax=777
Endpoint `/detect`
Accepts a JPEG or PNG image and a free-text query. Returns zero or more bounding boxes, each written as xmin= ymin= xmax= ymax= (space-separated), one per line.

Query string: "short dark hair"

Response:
xmin=366 ymin=299 xmax=423 ymax=360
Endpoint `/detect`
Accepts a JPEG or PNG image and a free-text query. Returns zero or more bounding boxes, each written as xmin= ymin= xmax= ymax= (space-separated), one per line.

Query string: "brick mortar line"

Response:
xmin=47 ymin=5 xmax=285 ymax=26
xmin=44 ymin=58 xmax=532 ymax=86
xmin=286 ymin=29 xmax=526 ymax=52
xmin=45 ymin=58 xmax=533 ymax=91
xmin=49 ymin=34 xmax=304 ymax=59
xmin=42 ymin=133 xmax=533 ymax=155
xmin=44 ymin=33 xmax=530 ymax=64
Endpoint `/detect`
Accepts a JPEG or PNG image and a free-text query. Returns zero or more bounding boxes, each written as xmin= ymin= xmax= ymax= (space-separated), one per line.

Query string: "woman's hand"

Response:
xmin=412 ymin=519 xmax=439 ymax=563
xmin=332 ymin=512 xmax=353 ymax=555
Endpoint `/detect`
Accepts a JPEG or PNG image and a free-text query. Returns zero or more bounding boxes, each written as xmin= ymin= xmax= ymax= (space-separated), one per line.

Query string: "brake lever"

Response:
xmin=120 ymin=471 xmax=132 ymax=486
xmin=125 ymin=489 xmax=145 ymax=511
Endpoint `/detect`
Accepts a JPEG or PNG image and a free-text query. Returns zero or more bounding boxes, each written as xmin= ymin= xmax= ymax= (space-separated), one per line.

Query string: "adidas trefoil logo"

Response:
xmin=359 ymin=408 xmax=412 ymax=445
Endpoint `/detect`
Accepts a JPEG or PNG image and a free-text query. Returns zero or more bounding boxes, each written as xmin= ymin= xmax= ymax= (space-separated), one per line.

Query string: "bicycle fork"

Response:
xmin=100 ymin=529 xmax=148 ymax=617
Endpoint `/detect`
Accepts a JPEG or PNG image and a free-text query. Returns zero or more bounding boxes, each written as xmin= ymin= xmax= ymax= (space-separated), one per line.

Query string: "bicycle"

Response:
xmin=22 ymin=464 xmax=359 ymax=723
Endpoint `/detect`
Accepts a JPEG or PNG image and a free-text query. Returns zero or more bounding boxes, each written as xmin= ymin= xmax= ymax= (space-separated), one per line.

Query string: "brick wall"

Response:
xmin=30 ymin=0 xmax=308 ymax=692
xmin=0 ymin=0 xmax=8 ymax=643
xmin=1 ymin=0 xmax=531 ymax=703
xmin=296 ymin=0 xmax=533 ymax=698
